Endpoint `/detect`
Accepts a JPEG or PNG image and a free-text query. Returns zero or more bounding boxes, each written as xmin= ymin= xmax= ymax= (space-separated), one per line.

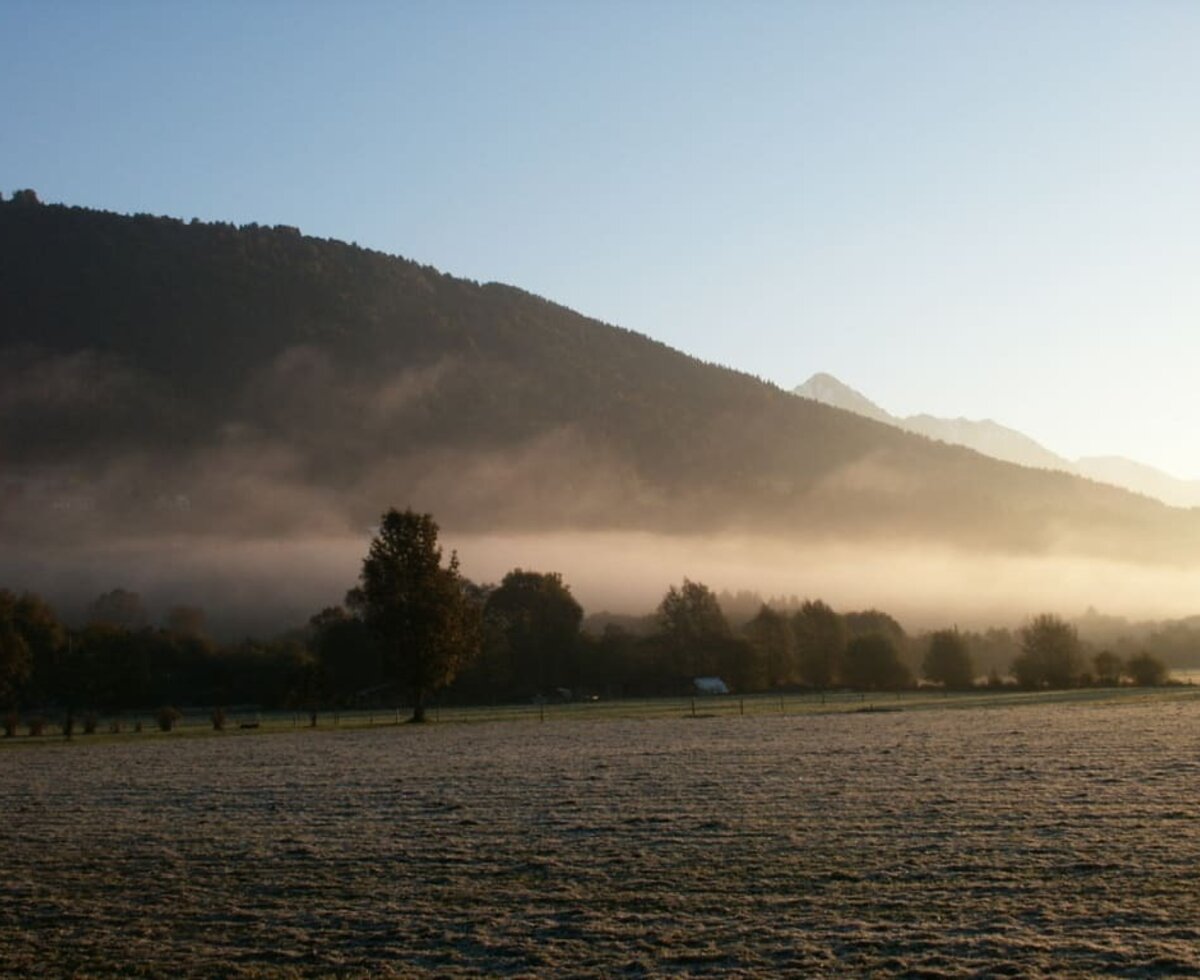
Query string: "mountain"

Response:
xmin=791 ymin=373 xmax=892 ymax=425
xmin=793 ymin=373 xmax=1070 ymax=471
xmin=900 ymin=415 xmax=1068 ymax=472
xmin=1074 ymin=457 xmax=1200 ymax=510
xmin=2 ymin=194 xmax=1198 ymax=565
xmin=794 ymin=373 xmax=1200 ymax=508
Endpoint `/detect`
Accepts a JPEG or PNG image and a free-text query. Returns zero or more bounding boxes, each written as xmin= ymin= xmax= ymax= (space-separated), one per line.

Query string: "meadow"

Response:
xmin=4 ymin=688 xmax=1200 ymax=976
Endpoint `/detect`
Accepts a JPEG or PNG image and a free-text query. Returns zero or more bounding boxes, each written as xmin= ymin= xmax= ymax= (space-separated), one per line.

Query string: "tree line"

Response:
xmin=0 ymin=509 xmax=1175 ymax=729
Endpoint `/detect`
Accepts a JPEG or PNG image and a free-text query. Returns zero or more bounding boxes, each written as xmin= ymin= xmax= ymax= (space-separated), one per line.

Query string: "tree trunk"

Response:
xmin=410 ymin=690 xmax=428 ymax=723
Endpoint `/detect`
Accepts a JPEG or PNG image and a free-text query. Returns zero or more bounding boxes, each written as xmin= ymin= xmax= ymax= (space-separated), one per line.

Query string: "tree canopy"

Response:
xmin=922 ymin=629 xmax=974 ymax=690
xmin=655 ymin=579 xmax=730 ymax=679
xmin=1013 ymin=614 xmax=1083 ymax=689
xmin=1125 ymin=651 xmax=1168 ymax=687
xmin=793 ymin=600 xmax=846 ymax=689
xmin=346 ymin=508 xmax=480 ymax=721
xmin=842 ymin=633 xmax=911 ymax=691
xmin=483 ymin=569 xmax=583 ymax=699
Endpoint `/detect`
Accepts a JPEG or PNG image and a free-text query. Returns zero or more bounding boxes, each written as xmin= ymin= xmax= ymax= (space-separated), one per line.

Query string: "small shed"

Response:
xmin=693 ymin=676 xmax=730 ymax=695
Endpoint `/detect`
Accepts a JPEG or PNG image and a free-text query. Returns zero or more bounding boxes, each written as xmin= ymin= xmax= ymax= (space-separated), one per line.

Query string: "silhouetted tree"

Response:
xmin=655 ymin=579 xmax=730 ymax=679
xmin=0 ymin=591 xmax=64 ymax=708
xmin=484 ymin=569 xmax=583 ymax=699
xmin=87 ymin=588 xmax=148 ymax=630
xmin=844 ymin=609 xmax=906 ymax=645
xmin=1125 ymin=651 xmax=1168 ymax=687
xmin=0 ymin=600 xmax=32 ymax=709
xmin=583 ymin=624 xmax=644 ymax=697
xmin=76 ymin=623 xmax=152 ymax=712
xmin=310 ymin=605 xmax=381 ymax=704
xmin=922 ymin=629 xmax=975 ymax=690
xmin=792 ymin=600 xmax=845 ymax=689
xmin=1013 ymin=614 xmax=1083 ymax=689
xmin=1092 ymin=649 xmax=1122 ymax=686
xmin=712 ymin=635 xmax=762 ymax=693
xmin=742 ymin=605 xmax=794 ymax=689
xmin=165 ymin=605 xmax=208 ymax=642
xmin=346 ymin=509 xmax=480 ymax=721
xmin=842 ymin=633 xmax=911 ymax=690
xmin=289 ymin=652 xmax=326 ymax=725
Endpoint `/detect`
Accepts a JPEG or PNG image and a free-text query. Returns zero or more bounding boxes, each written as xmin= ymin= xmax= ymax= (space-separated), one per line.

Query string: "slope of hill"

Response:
xmin=793 ymin=373 xmax=1200 ymax=508
xmin=2 ymin=194 xmax=1197 ymax=564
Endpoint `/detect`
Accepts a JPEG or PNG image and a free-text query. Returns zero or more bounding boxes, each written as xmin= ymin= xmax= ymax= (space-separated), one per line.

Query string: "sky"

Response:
xmin=4 ymin=0 xmax=1200 ymax=478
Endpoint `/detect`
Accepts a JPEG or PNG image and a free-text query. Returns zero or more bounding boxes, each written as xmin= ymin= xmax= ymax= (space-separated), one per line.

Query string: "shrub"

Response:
xmin=3 ymin=713 xmax=16 ymax=737
xmin=156 ymin=706 xmax=182 ymax=732
xmin=108 ymin=718 xmax=123 ymax=734
xmin=211 ymin=707 xmax=227 ymax=731
xmin=1126 ymin=652 xmax=1168 ymax=687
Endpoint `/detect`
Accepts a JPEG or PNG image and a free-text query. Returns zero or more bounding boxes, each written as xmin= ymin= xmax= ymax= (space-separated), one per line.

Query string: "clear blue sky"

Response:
xmin=5 ymin=0 xmax=1200 ymax=477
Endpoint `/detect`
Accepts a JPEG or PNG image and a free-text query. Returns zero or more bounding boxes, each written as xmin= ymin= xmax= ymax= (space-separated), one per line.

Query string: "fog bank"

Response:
xmin=4 ymin=530 xmax=1200 ymax=638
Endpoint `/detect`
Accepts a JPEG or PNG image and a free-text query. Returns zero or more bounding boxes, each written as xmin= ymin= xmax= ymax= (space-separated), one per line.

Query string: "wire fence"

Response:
xmin=6 ymin=683 xmax=1199 ymax=743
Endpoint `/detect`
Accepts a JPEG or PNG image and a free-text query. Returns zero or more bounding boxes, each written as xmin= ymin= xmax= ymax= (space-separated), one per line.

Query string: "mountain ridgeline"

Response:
xmin=2 ymin=194 xmax=1197 ymax=563
xmin=793 ymin=372 xmax=1200 ymax=508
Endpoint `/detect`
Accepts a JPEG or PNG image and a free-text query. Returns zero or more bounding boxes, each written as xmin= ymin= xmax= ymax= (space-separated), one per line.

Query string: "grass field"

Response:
xmin=4 ymin=688 xmax=1200 ymax=975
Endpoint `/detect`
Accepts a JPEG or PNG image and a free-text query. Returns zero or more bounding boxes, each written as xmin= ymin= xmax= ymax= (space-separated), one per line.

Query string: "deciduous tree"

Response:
xmin=655 ymin=579 xmax=729 ymax=679
xmin=792 ymin=599 xmax=845 ymax=689
xmin=1125 ymin=651 xmax=1168 ymax=687
xmin=842 ymin=633 xmax=911 ymax=690
xmin=743 ymin=604 xmax=794 ymax=689
xmin=1013 ymin=614 xmax=1082 ymax=689
xmin=922 ymin=629 xmax=975 ymax=690
xmin=0 ymin=590 xmax=63 ymax=708
xmin=484 ymin=569 xmax=583 ymax=699
xmin=1092 ymin=650 xmax=1122 ymax=686
xmin=347 ymin=509 xmax=479 ymax=721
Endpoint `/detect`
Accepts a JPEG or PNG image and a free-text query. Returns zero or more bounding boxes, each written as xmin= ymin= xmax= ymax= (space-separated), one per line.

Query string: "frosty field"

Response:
xmin=4 ymin=691 xmax=1200 ymax=976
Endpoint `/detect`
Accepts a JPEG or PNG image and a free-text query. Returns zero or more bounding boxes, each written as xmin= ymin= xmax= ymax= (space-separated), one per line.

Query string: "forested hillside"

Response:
xmin=2 ymin=193 xmax=1195 ymax=560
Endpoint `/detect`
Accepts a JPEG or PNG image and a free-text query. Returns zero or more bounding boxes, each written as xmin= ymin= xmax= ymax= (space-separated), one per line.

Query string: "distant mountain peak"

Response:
xmin=793 ymin=371 xmax=1200 ymax=507
xmin=792 ymin=373 xmax=892 ymax=425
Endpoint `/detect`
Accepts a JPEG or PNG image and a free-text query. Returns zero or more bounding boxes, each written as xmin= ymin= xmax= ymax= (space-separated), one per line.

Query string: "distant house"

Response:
xmin=693 ymin=676 xmax=730 ymax=695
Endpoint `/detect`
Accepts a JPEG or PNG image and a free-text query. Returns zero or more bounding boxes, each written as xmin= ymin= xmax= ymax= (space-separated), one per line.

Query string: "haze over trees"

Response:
xmin=0 ymin=557 xmax=1183 ymax=732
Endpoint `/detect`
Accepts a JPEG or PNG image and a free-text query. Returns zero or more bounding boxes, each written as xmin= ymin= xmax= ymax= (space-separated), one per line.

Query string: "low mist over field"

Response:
xmin=7 ymin=528 xmax=1200 ymax=638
